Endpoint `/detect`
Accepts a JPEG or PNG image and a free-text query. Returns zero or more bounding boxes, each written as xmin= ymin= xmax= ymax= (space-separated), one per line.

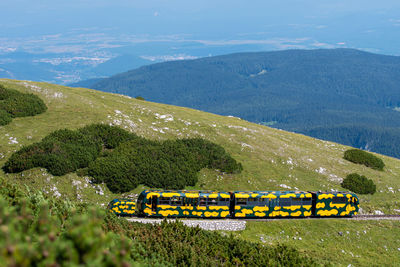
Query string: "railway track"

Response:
xmin=125 ymin=214 xmax=400 ymax=231
xmin=126 ymin=214 xmax=400 ymax=220
xmin=351 ymin=214 xmax=400 ymax=220
xmin=246 ymin=214 xmax=400 ymax=221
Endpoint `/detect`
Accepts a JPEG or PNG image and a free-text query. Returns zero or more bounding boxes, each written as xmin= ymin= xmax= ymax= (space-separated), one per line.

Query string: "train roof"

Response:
xmin=138 ymin=189 xmax=357 ymax=198
xmin=140 ymin=190 xmax=230 ymax=195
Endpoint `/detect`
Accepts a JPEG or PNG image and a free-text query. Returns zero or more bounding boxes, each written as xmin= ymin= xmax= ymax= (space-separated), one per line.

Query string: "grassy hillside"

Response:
xmin=239 ymin=220 xmax=400 ymax=266
xmin=0 ymin=78 xmax=399 ymax=214
xmin=0 ymin=78 xmax=399 ymax=266
xmin=89 ymin=48 xmax=400 ymax=159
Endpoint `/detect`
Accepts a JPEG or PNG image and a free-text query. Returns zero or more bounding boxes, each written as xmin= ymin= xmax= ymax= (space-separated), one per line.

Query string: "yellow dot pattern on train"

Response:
xmin=109 ymin=189 xmax=359 ymax=219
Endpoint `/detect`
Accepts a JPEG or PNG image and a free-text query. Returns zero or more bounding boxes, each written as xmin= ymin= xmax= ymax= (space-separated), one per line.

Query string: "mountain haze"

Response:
xmin=90 ymin=48 xmax=400 ymax=158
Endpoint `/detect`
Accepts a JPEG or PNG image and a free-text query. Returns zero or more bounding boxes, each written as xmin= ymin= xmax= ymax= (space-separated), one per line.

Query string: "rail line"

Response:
xmin=125 ymin=215 xmax=400 ymax=231
xmin=125 ymin=214 xmax=400 ymax=222
xmin=243 ymin=214 xmax=400 ymax=221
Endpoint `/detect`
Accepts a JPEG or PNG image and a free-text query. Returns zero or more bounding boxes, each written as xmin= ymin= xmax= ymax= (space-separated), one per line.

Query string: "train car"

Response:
xmin=231 ymin=191 xmax=359 ymax=218
xmin=107 ymin=198 xmax=136 ymax=216
xmin=136 ymin=190 xmax=232 ymax=218
xmin=111 ymin=189 xmax=359 ymax=218
xmin=232 ymin=191 xmax=313 ymax=218
xmin=314 ymin=192 xmax=359 ymax=217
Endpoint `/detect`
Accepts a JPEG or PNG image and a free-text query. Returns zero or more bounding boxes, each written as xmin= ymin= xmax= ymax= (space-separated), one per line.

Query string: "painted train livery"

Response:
xmin=108 ymin=190 xmax=359 ymax=218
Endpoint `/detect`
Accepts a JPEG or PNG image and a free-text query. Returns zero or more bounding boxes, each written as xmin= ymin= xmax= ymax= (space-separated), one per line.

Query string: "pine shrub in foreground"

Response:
xmin=341 ymin=173 xmax=376 ymax=194
xmin=344 ymin=149 xmax=385 ymax=171
xmin=0 ymin=178 xmax=316 ymax=266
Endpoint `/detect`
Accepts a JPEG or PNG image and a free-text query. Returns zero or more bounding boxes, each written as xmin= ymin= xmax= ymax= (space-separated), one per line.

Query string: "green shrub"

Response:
xmin=135 ymin=96 xmax=145 ymax=100
xmin=88 ymin=138 xmax=242 ymax=193
xmin=0 ymin=84 xmax=18 ymax=99
xmin=4 ymin=124 xmax=243 ymax=193
xmin=0 ymin=84 xmax=47 ymax=119
xmin=344 ymin=149 xmax=385 ymax=171
xmin=341 ymin=173 xmax=376 ymax=194
xmin=177 ymin=138 xmax=243 ymax=173
xmin=0 ymin=181 xmax=138 ymax=266
xmin=0 ymin=109 xmax=12 ymax=125
xmin=78 ymin=124 xmax=139 ymax=149
xmin=3 ymin=129 xmax=102 ymax=175
xmin=104 ymin=216 xmax=316 ymax=266
xmin=0 ymin=178 xmax=315 ymax=266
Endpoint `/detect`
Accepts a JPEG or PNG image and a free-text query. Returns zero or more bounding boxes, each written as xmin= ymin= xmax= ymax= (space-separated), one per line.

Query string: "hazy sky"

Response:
xmin=1 ymin=0 xmax=400 ymax=57
xmin=2 ymin=0 xmax=400 ymax=36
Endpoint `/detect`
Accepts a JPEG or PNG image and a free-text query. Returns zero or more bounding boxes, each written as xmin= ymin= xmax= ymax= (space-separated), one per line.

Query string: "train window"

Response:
xmin=291 ymin=198 xmax=302 ymax=205
xmin=170 ymin=197 xmax=183 ymax=206
xmin=279 ymin=199 xmax=291 ymax=207
xmin=236 ymin=198 xmax=247 ymax=205
xmin=332 ymin=197 xmax=347 ymax=204
xmin=216 ymin=197 xmax=229 ymax=206
xmin=186 ymin=198 xmax=198 ymax=206
xmin=247 ymin=198 xmax=258 ymax=206
xmin=159 ymin=197 xmax=170 ymax=205
xmin=302 ymin=198 xmax=312 ymax=205
xmin=207 ymin=198 xmax=218 ymax=205
xmin=199 ymin=198 xmax=207 ymax=206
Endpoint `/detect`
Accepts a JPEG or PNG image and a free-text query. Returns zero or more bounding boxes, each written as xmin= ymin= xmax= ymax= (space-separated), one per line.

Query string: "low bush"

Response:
xmin=78 ymin=124 xmax=138 ymax=149
xmin=3 ymin=129 xmax=101 ymax=175
xmin=0 ymin=84 xmax=47 ymax=121
xmin=176 ymin=138 xmax=243 ymax=173
xmin=341 ymin=173 xmax=376 ymax=194
xmin=0 ymin=178 xmax=315 ymax=266
xmin=88 ymin=138 xmax=242 ymax=193
xmin=4 ymin=124 xmax=242 ymax=192
xmin=0 ymin=109 xmax=12 ymax=125
xmin=104 ymin=216 xmax=317 ymax=266
xmin=0 ymin=178 xmax=141 ymax=266
xmin=344 ymin=149 xmax=385 ymax=171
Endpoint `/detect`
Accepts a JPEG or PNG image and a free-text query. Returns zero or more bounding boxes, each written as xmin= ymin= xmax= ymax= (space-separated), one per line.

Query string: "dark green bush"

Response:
xmin=0 ymin=178 xmax=315 ymax=266
xmin=78 ymin=124 xmax=139 ymax=149
xmin=177 ymin=138 xmax=243 ymax=173
xmin=135 ymin=96 xmax=145 ymax=100
xmin=0 ymin=178 xmax=139 ymax=266
xmin=0 ymin=109 xmax=12 ymax=125
xmin=344 ymin=149 xmax=385 ymax=171
xmin=104 ymin=216 xmax=316 ymax=266
xmin=341 ymin=173 xmax=376 ymax=194
xmin=88 ymin=138 xmax=242 ymax=193
xmin=0 ymin=84 xmax=18 ymax=99
xmin=4 ymin=124 xmax=242 ymax=193
xmin=0 ymin=84 xmax=47 ymax=119
xmin=3 ymin=129 xmax=102 ymax=175
xmin=88 ymin=155 xmax=139 ymax=192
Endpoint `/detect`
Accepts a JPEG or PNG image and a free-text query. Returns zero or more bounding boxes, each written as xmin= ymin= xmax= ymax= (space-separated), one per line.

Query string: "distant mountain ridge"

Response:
xmin=90 ymin=49 xmax=400 ymax=158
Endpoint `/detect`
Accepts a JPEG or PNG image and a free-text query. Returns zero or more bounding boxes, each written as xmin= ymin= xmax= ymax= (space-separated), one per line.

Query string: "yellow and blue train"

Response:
xmin=108 ymin=189 xmax=359 ymax=218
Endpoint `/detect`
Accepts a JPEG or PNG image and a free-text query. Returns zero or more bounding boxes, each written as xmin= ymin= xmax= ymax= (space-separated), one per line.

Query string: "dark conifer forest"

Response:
xmin=90 ymin=49 xmax=400 ymax=158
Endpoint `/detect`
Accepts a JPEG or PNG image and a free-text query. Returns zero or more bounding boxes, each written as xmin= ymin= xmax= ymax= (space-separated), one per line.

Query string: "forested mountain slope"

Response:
xmin=90 ymin=49 xmax=400 ymax=158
